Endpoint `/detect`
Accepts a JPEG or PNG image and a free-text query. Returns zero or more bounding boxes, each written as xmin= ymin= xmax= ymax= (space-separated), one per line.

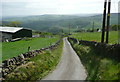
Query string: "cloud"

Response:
xmin=1 ymin=0 xmax=119 ymax=16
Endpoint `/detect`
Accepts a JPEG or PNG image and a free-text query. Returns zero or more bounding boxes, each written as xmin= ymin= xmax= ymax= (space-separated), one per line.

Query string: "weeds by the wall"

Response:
xmin=69 ymin=39 xmax=120 ymax=80
xmin=4 ymin=41 xmax=63 ymax=80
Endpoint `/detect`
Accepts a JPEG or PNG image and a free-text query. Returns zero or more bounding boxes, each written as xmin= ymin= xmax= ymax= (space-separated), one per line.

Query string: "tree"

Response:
xmin=111 ymin=25 xmax=120 ymax=31
xmin=9 ymin=21 xmax=21 ymax=27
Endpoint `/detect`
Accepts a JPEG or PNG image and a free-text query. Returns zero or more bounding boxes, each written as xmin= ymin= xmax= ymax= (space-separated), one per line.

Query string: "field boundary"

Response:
xmin=68 ymin=37 xmax=120 ymax=80
xmin=1 ymin=38 xmax=62 ymax=79
xmin=68 ymin=37 xmax=120 ymax=61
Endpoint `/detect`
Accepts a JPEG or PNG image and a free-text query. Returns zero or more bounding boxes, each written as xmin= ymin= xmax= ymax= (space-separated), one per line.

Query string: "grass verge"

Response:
xmin=4 ymin=40 xmax=63 ymax=80
xmin=69 ymin=40 xmax=120 ymax=80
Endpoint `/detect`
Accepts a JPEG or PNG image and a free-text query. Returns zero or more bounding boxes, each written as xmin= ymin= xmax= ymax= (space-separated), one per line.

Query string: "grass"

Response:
xmin=5 ymin=40 xmax=63 ymax=80
xmin=71 ymin=31 xmax=118 ymax=44
xmin=69 ymin=40 xmax=120 ymax=80
xmin=2 ymin=36 xmax=59 ymax=61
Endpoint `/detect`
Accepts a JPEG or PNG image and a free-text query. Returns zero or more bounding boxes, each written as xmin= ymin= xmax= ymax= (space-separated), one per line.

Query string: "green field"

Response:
xmin=5 ymin=41 xmax=63 ymax=80
xmin=69 ymin=39 xmax=120 ymax=80
xmin=2 ymin=37 xmax=59 ymax=61
xmin=71 ymin=31 xmax=118 ymax=44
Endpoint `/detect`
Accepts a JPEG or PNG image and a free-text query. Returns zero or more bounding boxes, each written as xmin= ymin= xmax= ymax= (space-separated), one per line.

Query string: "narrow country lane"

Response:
xmin=42 ymin=37 xmax=87 ymax=80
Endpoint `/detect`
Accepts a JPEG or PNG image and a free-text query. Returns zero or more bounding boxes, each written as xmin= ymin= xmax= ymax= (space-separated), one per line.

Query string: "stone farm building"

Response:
xmin=0 ymin=26 xmax=32 ymax=42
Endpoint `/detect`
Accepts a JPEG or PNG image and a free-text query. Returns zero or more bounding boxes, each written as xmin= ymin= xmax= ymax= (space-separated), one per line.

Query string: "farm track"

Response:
xmin=42 ymin=37 xmax=87 ymax=80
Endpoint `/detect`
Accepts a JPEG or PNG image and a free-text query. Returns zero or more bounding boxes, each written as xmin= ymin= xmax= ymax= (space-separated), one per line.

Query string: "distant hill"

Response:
xmin=1 ymin=13 xmax=118 ymax=33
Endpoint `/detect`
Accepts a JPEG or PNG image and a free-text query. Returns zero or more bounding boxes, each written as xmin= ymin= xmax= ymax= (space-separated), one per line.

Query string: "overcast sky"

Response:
xmin=1 ymin=0 xmax=120 ymax=17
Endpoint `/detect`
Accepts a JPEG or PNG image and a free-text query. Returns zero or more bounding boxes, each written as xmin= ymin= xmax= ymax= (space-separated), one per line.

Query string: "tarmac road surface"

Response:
xmin=42 ymin=37 xmax=87 ymax=80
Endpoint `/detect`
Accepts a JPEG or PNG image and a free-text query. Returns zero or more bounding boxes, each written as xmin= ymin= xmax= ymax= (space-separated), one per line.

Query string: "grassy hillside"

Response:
xmin=69 ymin=31 xmax=120 ymax=80
xmin=1 ymin=13 xmax=118 ymax=33
xmin=2 ymin=36 xmax=59 ymax=61
xmin=71 ymin=31 xmax=118 ymax=44
xmin=69 ymin=42 xmax=120 ymax=80
xmin=5 ymin=40 xmax=63 ymax=80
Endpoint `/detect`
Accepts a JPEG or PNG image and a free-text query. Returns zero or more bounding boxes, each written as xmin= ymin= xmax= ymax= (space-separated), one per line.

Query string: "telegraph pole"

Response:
xmin=101 ymin=0 xmax=107 ymax=43
xmin=62 ymin=29 xmax=64 ymax=33
xmin=106 ymin=0 xmax=111 ymax=43
xmin=69 ymin=24 xmax=70 ymax=34
xmin=92 ymin=21 xmax=94 ymax=32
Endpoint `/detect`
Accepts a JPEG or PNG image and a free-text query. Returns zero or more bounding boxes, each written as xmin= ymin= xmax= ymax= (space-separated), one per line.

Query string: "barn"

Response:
xmin=0 ymin=26 xmax=32 ymax=42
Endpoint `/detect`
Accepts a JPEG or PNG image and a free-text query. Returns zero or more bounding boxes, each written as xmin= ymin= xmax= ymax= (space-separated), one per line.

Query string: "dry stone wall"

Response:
xmin=1 ymin=39 xmax=61 ymax=78
xmin=68 ymin=37 xmax=120 ymax=62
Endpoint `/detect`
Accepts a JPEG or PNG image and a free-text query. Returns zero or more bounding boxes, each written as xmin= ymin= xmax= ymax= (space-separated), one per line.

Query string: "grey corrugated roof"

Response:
xmin=0 ymin=26 xmax=23 ymax=33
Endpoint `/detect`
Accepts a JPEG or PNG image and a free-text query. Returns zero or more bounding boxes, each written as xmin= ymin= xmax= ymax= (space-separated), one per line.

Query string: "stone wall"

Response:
xmin=1 ymin=39 xmax=61 ymax=78
xmin=68 ymin=37 xmax=120 ymax=62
